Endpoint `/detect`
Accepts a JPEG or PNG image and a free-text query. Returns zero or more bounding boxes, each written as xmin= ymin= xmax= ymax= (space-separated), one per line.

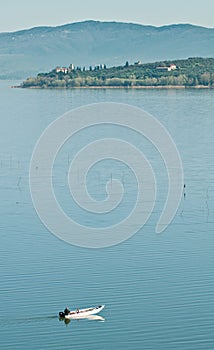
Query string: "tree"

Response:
xmin=200 ymin=73 xmax=210 ymax=86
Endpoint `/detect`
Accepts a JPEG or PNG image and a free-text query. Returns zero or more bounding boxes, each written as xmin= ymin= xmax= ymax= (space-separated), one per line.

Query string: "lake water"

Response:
xmin=1 ymin=81 xmax=214 ymax=349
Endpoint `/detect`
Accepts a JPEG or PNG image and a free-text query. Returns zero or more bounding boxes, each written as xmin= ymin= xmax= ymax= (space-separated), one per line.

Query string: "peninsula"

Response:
xmin=21 ymin=57 xmax=214 ymax=89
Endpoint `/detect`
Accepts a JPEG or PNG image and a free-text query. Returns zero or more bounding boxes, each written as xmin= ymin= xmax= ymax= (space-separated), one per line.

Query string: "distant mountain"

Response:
xmin=0 ymin=20 xmax=214 ymax=79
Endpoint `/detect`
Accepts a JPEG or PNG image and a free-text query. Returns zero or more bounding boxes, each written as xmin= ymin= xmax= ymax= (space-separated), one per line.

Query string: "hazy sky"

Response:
xmin=1 ymin=0 xmax=214 ymax=32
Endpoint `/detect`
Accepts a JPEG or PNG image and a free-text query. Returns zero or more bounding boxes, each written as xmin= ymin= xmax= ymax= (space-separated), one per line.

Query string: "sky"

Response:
xmin=1 ymin=0 xmax=214 ymax=32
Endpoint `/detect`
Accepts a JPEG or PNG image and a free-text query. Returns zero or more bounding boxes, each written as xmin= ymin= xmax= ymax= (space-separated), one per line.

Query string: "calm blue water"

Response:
xmin=1 ymin=81 xmax=214 ymax=349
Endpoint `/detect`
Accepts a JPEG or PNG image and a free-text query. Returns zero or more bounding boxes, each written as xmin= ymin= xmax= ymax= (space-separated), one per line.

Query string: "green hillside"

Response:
xmin=21 ymin=57 xmax=214 ymax=88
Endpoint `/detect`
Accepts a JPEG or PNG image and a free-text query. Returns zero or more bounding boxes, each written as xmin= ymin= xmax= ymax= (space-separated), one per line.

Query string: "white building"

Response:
xmin=156 ymin=64 xmax=177 ymax=72
xmin=55 ymin=67 xmax=69 ymax=74
xmin=169 ymin=64 xmax=177 ymax=71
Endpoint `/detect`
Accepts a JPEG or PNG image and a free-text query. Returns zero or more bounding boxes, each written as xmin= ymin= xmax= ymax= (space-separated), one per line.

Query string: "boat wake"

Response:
xmin=0 ymin=315 xmax=58 ymax=326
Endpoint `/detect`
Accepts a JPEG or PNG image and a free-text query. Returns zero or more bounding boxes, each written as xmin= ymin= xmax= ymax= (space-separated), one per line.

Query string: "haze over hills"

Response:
xmin=0 ymin=20 xmax=214 ymax=79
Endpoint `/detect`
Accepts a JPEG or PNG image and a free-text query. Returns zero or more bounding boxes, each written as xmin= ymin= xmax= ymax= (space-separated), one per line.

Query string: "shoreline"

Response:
xmin=12 ymin=85 xmax=214 ymax=90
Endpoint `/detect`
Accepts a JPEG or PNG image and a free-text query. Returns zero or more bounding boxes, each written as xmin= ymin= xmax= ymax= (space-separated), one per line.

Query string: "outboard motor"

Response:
xmin=59 ymin=307 xmax=70 ymax=318
xmin=64 ymin=308 xmax=70 ymax=315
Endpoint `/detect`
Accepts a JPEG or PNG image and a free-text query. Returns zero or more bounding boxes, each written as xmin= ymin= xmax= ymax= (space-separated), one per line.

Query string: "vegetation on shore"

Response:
xmin=21 ymin=58 xmax=214 ymax=88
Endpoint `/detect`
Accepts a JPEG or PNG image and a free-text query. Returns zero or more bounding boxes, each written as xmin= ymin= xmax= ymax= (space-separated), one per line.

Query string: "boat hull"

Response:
xmin=59 ymin=305 xmax=105 ymax=319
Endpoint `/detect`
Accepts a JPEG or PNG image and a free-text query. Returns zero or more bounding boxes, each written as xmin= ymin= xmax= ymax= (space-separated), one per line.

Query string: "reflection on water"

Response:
xmin=60 ymin=315 xmax=105 ymax=326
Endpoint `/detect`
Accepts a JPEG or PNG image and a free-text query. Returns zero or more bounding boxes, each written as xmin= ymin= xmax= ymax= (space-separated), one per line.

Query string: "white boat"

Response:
xmin=59 ymin=305 xmax=105 ymax=319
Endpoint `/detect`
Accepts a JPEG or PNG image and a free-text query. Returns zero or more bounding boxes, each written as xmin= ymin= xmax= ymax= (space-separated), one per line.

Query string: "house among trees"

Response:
xmin=134 ymin=61 xmax=142 ymax=65
xmin=55 ymin=63 xmax=106 ymax=73
xmin=55 ymin=67 xmax=69 ymax=74
xmin=156 ymin=64 xmax=177 ymax=72
xmin=169 ymin=64 xmax=177 ymax=70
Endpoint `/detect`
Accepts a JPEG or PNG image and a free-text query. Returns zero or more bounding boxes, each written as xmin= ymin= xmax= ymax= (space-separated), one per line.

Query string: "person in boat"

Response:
xmin=76 ymin=308 xmax=80 ymax=313
xmin=64 ymin=307 xmax=70 ymax=315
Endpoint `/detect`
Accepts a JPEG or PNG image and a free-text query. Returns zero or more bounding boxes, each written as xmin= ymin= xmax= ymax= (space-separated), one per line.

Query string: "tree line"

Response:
xmin=21 ymin=58 xmax=214 ymax=88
